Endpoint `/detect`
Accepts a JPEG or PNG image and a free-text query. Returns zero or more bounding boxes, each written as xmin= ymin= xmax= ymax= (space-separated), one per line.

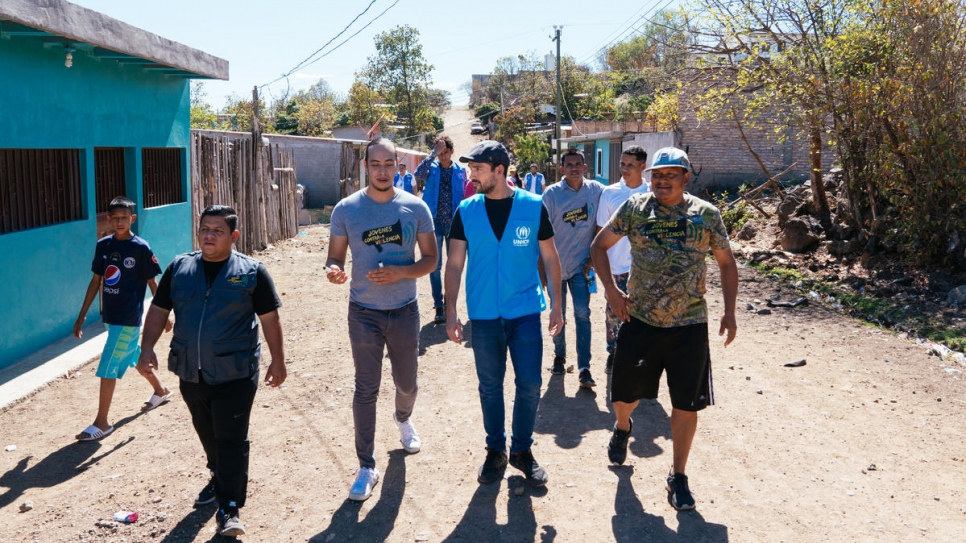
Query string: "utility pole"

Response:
xmin=553 ymin=26 xmax=562 ymax=183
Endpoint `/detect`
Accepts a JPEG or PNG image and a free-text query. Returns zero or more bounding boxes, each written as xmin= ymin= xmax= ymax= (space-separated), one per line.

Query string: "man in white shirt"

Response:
xmin=523 ymin=163 xmax=545 ymax=195
xmin=594 ymin=146 xmax=650 ymax=373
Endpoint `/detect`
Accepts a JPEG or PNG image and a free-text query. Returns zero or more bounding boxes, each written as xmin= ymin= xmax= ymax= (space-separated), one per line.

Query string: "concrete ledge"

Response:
xmin=0 ymin=322 xmax=106 ymax=411
xmin=0 ymin=0 xmax=228 ymax=79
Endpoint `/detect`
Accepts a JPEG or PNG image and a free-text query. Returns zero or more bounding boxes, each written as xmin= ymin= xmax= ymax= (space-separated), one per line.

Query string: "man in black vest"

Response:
xmin=138 ymin=205 xmax=286 ymax=538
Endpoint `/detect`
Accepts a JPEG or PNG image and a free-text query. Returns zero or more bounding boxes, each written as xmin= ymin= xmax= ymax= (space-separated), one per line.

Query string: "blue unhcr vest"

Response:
xmin=422 ymin=161 xmax=467 ymax=218
xmin=461 ymin=191 xmax=546 ymax=320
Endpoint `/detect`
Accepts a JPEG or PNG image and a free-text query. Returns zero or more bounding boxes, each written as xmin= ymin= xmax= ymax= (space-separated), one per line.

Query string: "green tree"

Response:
xmin=512 ymin=132 xmax=550 ymax=174
xmin=189 ymin=82 xmax=218 ymax=129
xmin=346 ymin=80 xmax=392 ymax=130
xmin=362 ymin=25 xmax=435 ymax=136
xmin=691 ymin=0 xmax=966 ymax=266
xmin=475 ymin=102 xmax=500 ymax=124
xmin=495 ymin=105 xmax=535 ymax=146
xmin=222 ymin=93 xmax=267 ymax=133
xmin=602 ymin=10 xmax=692 ymax=72
xmin=691 ymin=0 xmax=841 ymax=232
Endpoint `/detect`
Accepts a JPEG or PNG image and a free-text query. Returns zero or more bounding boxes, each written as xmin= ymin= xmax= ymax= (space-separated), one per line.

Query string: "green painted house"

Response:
xmin=0 ymin=0 xmax=227 ymax=366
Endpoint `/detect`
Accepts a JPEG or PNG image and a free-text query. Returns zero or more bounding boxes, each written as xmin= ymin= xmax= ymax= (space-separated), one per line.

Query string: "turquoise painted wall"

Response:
xmin=0 ymin=37 xmax=193 ymax=366
xmin=595 ymin=138 xmax=611 ymax=184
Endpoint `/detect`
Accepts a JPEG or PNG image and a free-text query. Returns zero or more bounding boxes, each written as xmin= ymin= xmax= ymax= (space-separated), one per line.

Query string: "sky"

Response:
xmin=69 ymin=0 xmax=682 ymax=110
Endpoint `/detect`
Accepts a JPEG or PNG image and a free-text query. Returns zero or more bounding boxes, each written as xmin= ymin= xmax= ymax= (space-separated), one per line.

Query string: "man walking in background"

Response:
xmin=415 ymin=136 xmax=467 ymax=324
xmin=524 ymin=163 xmax=545 ymax=195
xmin=541 ymin=148 xmax=604 ymax=387
xmin=595 ymin=145 xmax=650 ymax=374
xmin=393 ymin=162 xmax=416 ymax=195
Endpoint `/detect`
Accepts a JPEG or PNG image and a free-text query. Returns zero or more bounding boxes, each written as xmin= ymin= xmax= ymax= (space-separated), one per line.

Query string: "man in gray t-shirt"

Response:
xmin=541 ymin=148 xmax=604 ymax=387
xmin=326 ymin=138 xmax=437 ymax=502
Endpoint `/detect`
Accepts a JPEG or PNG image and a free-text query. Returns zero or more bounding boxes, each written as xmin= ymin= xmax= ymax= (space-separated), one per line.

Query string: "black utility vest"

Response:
xmin=166 ymin=251 xmax=261 ymax=384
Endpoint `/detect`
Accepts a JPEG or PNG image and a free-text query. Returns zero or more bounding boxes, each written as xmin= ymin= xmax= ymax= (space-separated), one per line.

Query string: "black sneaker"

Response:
xmin=216 ymin=507 xmax=246 ymax=537
xmin=433 ymin=307 xmax=446 ymax=324
xmin=607 ymin=418 xmax=633 ymax=465
xmin=194 ymin=476 xmax=216 ymax=506
xmin=509 ymin=449 xmax=548 ymax=486
xmin=477 ymin=448 xmax=507 ymax=484
xmin=605 ymin=352 xmax=614 ymax=374
xmin=551 ymin=356 xmax=566 ymax=375
xmin=666 ymin=472 xmax=696 ymax=510
xmin=579 ymin=369 xmax=596 ymax=388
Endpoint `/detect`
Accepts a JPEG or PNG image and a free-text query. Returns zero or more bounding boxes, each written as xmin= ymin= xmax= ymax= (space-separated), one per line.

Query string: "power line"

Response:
xmin=295 ymin=0 xmax=400 ymax=73
xmin=579 ymin=0 xmax=677 ymax=67
xmin=579 ymin=2 xmax=659 ymax=63
xmin=259 ymin=0 xmax=398 ymax=89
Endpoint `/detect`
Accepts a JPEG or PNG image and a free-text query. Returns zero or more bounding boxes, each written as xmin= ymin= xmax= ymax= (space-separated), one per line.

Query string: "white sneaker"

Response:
xmin=394 ymin=413 xmax=421 ymax=453
xmin=348 ymin=467 xmax=380 ymax=501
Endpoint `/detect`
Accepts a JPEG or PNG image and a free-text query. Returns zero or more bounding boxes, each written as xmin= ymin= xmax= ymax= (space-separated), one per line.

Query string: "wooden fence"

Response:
xmin=190 ymin=132 xmax=299 ymax=254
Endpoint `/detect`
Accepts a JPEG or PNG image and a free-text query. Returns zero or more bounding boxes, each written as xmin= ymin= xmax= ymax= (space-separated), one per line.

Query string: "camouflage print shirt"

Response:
xmin=606 ymin=193 xmax=730 ymax=327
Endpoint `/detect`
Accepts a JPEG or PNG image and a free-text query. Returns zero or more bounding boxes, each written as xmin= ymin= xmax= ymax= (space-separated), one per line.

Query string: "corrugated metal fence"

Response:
xmin=190 ymin=132 xmax=298 ymax=254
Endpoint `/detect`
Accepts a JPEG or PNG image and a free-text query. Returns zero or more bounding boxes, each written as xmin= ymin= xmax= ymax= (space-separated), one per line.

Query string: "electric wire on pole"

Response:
xmin=553 ymin=26 xmax=562 ymax=183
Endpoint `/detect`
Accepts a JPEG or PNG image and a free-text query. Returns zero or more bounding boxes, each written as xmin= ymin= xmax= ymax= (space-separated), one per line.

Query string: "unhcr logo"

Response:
xmin=513 ymin=225 xmax=531 ymax=247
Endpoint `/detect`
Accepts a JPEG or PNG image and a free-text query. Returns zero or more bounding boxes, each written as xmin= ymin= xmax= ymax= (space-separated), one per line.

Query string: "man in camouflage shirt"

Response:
xmin=590 ymin=147 xmax=738 ymax=511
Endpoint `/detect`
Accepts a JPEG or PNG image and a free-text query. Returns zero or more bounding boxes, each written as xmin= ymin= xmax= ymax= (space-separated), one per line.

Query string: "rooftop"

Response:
xmin=0 ymin=0 xmax=228 ymax=79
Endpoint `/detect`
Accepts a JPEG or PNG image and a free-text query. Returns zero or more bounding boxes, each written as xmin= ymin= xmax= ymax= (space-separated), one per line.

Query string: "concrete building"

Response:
xmin=0 ymin=0 xmax=227 ymax=366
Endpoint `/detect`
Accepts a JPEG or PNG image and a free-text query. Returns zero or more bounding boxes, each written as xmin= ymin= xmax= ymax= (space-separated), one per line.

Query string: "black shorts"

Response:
xmin=610 ymin=318 xmax=714 ymax=412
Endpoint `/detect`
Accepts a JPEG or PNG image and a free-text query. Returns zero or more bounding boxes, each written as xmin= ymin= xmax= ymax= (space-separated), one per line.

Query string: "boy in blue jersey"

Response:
xmin=73 ymin=196 xmax=172 ymax=441
xmin=444 ymin=140 xmax=564 ymax=487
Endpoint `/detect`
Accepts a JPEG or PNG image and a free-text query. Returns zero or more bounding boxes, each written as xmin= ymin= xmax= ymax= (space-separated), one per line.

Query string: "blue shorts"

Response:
xmin=96 ymin=324 xmax=141 ymax=379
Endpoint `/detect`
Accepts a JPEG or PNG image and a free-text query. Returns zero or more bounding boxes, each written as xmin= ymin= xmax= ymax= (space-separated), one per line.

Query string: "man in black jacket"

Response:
xmin=138 ymin=205 xmax=286 ymax=538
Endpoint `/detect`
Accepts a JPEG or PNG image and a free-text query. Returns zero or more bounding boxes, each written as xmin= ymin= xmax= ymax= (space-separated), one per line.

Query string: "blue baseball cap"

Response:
xmin=645 ymin=147 xmax=691 ymax=172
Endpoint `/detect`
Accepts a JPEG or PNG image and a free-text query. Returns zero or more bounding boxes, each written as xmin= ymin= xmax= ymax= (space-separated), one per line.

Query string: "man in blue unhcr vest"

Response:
xmin=414 ymin=136 xmax=468 ymax=324
xmin=443 ymin=140 xmax=565 ymax=488
xmin=393 ymin=161 xmax=416 ymax=194
xmin=138 ymin=205 xmax=286 ymax=538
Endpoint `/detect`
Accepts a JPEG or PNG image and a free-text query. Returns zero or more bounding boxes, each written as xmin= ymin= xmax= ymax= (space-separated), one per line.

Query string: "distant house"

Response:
xmin=559 ymin=124 xmax=674 ymax=186
xmin=0 ymin=0 xmax=227 ymax=366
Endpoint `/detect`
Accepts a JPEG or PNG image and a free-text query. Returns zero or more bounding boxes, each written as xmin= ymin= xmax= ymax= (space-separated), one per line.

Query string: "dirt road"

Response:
xmin=1 ymin=222 xmax=964 ymax=543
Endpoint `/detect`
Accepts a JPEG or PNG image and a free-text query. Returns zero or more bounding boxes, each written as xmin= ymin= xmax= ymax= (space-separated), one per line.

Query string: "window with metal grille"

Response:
xmin=142 ymin=148 xmax=184 ymax=208
xmin=0 ymin=149 xmax=83 ymax=235
xmin=95 ymin=148 xmax=126 ymax=213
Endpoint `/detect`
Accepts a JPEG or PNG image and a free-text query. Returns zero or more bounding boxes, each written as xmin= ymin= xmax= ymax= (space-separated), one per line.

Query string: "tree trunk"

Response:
xmin=808 ymin=121 xmax=833 ymax=234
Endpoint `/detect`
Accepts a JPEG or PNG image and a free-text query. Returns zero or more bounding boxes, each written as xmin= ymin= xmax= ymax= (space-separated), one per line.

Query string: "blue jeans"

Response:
xmin=470 ymin=313 xmax=543 ymax=454
xmin=430 ymin=222 xmax=451 ymax=309
xmin=551 ymin=272 xmax=592 ymax=371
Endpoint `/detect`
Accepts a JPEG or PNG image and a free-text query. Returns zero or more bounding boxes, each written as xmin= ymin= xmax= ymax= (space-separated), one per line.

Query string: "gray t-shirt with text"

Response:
xmin=330 ymin=189 xmax=435 ymax=310
xmin=542 ymin=179 xmax=604 ymax=279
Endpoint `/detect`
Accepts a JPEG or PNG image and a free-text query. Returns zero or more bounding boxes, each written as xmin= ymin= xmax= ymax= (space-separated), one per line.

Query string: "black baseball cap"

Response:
xmin=459 ymin=140 xmax=510 ymax=170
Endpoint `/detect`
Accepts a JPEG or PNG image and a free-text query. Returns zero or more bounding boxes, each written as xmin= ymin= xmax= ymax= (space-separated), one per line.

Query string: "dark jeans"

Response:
xmin=470 ymin=313 xmax=543 ymax=454
xmin=348 ymin=301 xmax=420 ymax=468
xmin=430 ymin=222 xmax=451 ymax=308
xmin=180 ymin=371 xmax=258 ymax=509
